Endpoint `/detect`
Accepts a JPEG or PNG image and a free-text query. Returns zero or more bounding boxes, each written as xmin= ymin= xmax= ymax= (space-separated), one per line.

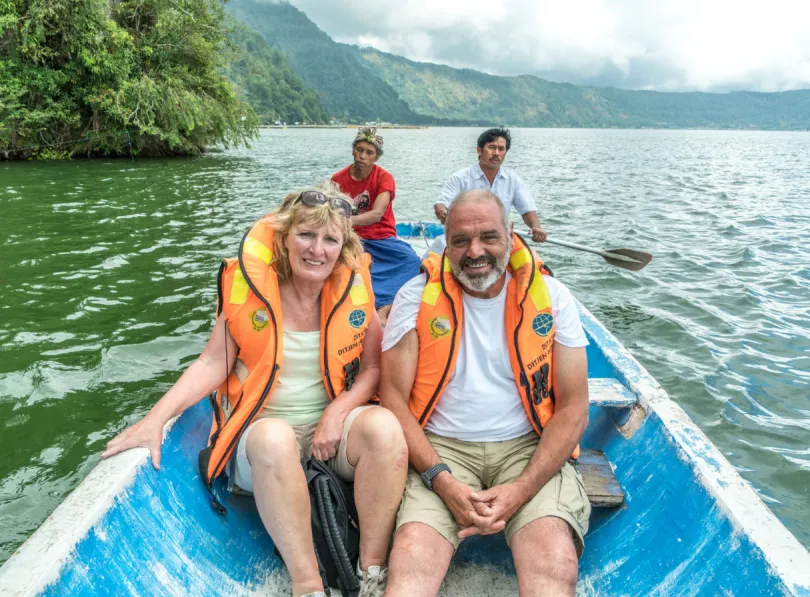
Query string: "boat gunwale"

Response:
xmin=576 ymin=299 xmax=810 ymax=595
xmin=0 ymin=419 xmax=179 ymax=597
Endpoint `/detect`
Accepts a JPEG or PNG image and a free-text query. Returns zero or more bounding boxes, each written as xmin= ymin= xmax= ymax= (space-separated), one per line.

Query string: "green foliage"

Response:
xmin=345 ymin=45 xmax=810 ymax=130
xmin=1 ymin=0 xmax=258 ymax=159
xmin=223 ymin=20 xmax=329 ymax=125
xmin=227 ymin=0 xmax=436 ymax=125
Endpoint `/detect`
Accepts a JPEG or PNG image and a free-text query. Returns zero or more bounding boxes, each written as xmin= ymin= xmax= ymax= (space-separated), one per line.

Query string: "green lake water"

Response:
xmin=1 ymin=127 xmax=808 ymax=562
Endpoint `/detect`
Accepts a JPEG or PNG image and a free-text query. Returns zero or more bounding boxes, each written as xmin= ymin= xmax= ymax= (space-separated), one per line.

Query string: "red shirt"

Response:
xmin=331 ymin=164 xmax=397 ymax=240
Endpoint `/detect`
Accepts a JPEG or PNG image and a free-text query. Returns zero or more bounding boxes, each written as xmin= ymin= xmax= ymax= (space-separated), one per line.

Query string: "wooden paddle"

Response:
xmin=531 ymin=236 xmax=653 ymax=271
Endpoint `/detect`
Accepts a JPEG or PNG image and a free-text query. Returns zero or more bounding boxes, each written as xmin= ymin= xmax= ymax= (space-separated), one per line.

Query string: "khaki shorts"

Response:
xmin=233 ymin=405 xmax=376 ymax=493
xmin=396 ymin=431 xmax=591 ymax=557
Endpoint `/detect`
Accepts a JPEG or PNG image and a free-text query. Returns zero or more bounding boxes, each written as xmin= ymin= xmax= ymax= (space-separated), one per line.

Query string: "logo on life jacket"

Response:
xmin=251 ymin=308 xmax=270 ymax=331
xmin=532 ymin=313 xmax=554 ymax=337
xmin=348 ymin=309 xmax=366 ymax=329
xmin=429 ymin=316 xmax=452 ymax=339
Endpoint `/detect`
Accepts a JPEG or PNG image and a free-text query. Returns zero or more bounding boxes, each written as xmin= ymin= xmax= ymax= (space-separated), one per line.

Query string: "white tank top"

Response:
xmin=259 ymin=329 xmax=330 ymax=426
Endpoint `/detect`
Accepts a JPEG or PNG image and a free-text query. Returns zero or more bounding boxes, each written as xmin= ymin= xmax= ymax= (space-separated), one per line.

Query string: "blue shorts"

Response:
xmin=362 ymin=237 xmax=422 ymax=308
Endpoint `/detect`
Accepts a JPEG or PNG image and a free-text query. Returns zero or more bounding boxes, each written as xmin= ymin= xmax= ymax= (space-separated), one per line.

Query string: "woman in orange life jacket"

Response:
xmin=102 ymin=182 xmax=408 ymax=597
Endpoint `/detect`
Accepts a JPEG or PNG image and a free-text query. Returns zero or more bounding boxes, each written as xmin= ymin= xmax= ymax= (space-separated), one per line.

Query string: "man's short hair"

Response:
xmin=477 ymin=127 xmax=511 ymax=152
xmin=447 ymin=190 xmax=509 ymax=232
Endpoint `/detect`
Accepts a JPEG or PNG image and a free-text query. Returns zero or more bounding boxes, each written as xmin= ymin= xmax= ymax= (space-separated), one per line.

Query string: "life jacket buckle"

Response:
xmin=343 ymin=357 xmax=360 ymax=391
xmin=531 ymin=364 xmax=550 ymax=405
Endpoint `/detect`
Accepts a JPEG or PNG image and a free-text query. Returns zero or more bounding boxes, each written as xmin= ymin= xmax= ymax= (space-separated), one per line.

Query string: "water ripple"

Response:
xmin=1 ymin=128 xmax=809 ymax=562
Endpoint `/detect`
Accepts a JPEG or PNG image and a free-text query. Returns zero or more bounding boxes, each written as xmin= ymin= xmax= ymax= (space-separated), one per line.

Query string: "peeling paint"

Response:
xmin=0 ymin=418 xmax=179 ymax=597
xmin=578 ymin=300 xmax=810 ymax=596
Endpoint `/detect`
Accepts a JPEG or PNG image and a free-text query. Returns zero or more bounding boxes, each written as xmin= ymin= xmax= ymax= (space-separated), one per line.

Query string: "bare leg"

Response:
xmin=247 ymin=418 xmax=322 ymax=597
xmin=377 ymin=304 xmax=392 ymax=327
xmin=346 ymin=407 xmax=408 ymax=570
xmin=511 ymin=517 xmax=579 ymax=597
xmin=384 ymin=522 xmax=454 ymax=597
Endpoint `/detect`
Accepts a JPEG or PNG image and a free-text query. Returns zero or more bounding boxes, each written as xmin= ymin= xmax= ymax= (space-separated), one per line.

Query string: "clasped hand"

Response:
xmin=437 ymin=476 xmax=528 ymax=539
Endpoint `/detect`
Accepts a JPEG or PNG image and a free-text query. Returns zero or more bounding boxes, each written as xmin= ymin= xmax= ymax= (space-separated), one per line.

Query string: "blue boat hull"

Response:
xmin=2 ymin=223 xmax=808 ymax=596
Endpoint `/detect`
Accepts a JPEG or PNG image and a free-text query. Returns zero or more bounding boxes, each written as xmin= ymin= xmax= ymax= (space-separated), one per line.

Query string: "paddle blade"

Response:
xmin=603 ymin=248 xmax=653 ymax=271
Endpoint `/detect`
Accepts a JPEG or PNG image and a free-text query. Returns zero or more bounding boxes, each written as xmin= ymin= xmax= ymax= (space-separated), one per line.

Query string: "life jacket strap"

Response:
xmin=198 ymin=445 xmax=228 ymax=515
xmin=208 ymin=391 xmax=223 ymax=438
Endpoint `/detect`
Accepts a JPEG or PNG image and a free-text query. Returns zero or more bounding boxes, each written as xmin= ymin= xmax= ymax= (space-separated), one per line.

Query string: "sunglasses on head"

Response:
xmin=295 ymin=190 xmax=353 ymax=218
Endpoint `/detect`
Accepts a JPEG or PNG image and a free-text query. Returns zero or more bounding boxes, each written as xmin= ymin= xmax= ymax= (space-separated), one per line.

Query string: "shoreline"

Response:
xmin=258 ymin=124 xmax=429 ymax=129
xmin=254 ymin=124 xmax=810 ymax=132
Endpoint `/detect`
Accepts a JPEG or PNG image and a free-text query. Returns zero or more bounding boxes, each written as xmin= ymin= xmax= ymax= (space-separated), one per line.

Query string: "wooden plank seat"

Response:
xmin=588 ymin=378 xmax=636 ymax=408
xmin=578 ymin=449 xmax=625 ymax=507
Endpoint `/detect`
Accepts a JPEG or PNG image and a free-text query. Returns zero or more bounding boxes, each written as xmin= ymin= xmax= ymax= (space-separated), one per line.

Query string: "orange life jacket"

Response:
xmin=198 ymin=217 xmax=374 ymax=510
xmin=409 ymin=233 xmax=579 ymax=458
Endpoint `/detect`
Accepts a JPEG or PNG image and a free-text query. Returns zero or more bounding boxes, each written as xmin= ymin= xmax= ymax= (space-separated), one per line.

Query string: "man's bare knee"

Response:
xmin=533 ymin=546 xmax=577 ymax=585
xmin=389 ymin=523 xmax=453 ymax=582
xmin=512 ymin=518 xmax=579 ymax=594
xmin=395 ymin=524 xmax=448 ymax=559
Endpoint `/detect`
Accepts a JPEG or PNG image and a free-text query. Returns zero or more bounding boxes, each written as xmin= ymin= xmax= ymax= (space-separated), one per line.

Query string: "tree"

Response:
xmin=0 ymin=0 xmax=258 ymax=159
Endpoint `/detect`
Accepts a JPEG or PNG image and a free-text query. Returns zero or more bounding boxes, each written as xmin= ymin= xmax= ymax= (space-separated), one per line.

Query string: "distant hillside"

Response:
xmin=227 ymin=0 xmax=433 ymax=124
xmin=225 ymin=21 xmax=329 ymax=125
xmin=344 ymin=45 xmax=810 ymax=130
xmin=225 ymin=0 xmax=810 ymax=130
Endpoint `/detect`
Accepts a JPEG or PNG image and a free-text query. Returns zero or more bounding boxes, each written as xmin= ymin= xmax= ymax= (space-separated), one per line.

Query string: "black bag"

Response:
xmin=302 ymin=457 xmax=361 ymax=597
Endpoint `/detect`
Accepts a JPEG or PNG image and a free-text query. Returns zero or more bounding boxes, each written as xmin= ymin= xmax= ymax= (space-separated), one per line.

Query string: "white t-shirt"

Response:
xmin=382 ymin=273 xmax=589 ymax=442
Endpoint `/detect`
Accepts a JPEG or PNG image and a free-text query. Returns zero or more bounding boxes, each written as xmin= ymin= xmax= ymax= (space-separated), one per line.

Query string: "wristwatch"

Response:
xmin=420 ymin=463 xmax=451 ymax=491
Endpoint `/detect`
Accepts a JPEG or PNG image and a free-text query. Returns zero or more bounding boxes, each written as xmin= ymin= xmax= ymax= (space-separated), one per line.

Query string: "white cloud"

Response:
xmin=288 ymin=0 xmax=810 ymax=91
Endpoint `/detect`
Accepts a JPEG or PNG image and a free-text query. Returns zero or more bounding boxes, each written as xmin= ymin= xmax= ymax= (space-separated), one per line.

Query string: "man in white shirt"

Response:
xmin=433 ymin=127 xmax=547 ymax=247
xmin=381 ymin=190 xmax=591 ymax=597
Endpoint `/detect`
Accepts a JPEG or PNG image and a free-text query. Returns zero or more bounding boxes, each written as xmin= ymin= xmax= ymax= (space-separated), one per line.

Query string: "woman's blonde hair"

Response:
xmin=267 ymin=181 xmax=364 ymax=283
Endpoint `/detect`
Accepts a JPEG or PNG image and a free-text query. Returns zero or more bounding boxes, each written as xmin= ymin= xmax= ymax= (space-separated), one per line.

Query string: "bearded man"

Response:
xmin=380 ymin=189 xmax=591 ymax=597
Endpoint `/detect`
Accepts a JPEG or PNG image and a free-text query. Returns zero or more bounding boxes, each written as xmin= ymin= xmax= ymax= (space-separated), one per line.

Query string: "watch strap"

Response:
xmin=421 ymin=463 xmax=451 ymax=491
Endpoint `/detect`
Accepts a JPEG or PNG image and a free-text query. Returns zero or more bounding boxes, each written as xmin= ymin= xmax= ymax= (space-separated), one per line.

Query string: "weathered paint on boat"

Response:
xmin=1 ymin=222 xmax=809 ymax=597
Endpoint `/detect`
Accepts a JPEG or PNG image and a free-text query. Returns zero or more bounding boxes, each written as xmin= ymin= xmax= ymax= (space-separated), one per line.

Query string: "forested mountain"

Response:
xmin=4 ymin=0 xmax=807 ymax=161
xmin=226 ymin=0 xmax=809 ymax=130
xmin=1 ymin=0 xmax=257 ymax=159
xmin=344 ymin=45 xmax=810 ymax=130
xmin=227 ymin=0 xmax=434 ymax=124
xmin=224 ymin=21 xmax=329 ymax=125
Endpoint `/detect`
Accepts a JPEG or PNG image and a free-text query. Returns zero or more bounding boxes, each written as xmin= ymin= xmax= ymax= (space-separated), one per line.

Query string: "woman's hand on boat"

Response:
xmin=458 ymin=483 xmax=526 ymax=538
xmin=312 ymin=403 xmax=350 ymax=461
xmin=102 ymin=415 xmax=164 ymax=470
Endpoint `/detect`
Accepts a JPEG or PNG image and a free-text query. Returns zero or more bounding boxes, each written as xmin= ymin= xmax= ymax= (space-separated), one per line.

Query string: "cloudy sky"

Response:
xmin=286 ymin=0 xmax=810 ymax=92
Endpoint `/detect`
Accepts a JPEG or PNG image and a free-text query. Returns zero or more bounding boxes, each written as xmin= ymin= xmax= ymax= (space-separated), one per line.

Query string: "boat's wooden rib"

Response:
xmin=578 ymin=449 xmax=625 ymax=507
xmin=588 ymin=377 xmax=636 ymax=408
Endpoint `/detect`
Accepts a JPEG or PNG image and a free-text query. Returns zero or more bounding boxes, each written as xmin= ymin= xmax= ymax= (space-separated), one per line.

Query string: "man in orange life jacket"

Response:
xmin=380 ymin=190 xmax=591 ymax=597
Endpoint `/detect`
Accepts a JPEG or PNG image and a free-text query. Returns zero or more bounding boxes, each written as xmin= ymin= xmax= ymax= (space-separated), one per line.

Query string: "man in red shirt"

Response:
xmin=332 ymin=128 xmax=422 ymax=324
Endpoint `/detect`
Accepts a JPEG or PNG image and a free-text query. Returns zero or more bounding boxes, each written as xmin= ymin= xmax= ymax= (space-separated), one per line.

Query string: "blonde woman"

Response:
xmin=104 ymin=183 xmax=406 ymax=597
